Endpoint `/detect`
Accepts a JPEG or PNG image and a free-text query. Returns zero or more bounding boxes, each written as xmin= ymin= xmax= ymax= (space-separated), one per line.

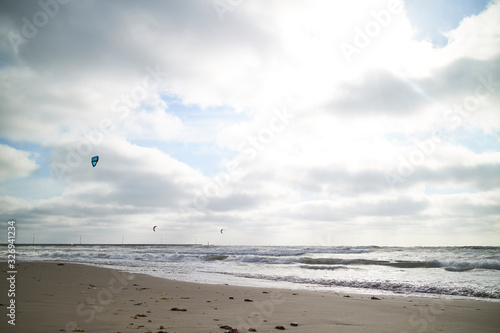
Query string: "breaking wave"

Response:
xmin=220 ymin=272 xmax=500 ymax=299
xmin=299 ymin=257 xmax=500 ymax=271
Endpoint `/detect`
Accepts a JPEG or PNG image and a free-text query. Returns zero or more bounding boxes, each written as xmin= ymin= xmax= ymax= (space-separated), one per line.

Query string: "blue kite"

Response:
xmin=91 ymin=156 xmax=99 ymax=167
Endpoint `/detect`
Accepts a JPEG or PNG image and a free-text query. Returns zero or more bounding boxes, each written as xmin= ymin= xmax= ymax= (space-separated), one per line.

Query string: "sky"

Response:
xmin=0 ymin=0 xmax=499 ymax=246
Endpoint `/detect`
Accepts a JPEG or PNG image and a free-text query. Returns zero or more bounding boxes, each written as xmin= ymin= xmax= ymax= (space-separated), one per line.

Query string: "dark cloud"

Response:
xmin=452 ymin=202 xmax=500 ymax=216
xmin=298 ymin=168 xmax=389 ymax=194
xmin=329 ymin=70 xmax=427 ymax=115
xmin=424 ymin=56 xmax=500 ymax=103
xmin=391 ymin=163 xmax=500 ymax=190
xmin=326 ymin=56 xmax=500 ymax=117
xmin=206 ymin=193 xmax=263 ymax=212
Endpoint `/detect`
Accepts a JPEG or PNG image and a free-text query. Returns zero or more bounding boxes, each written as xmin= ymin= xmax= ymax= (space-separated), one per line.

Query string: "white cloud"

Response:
xmin=443 ymin=0 xmax=500 ymax=61
xmin=0 ymin=144 xmax=39 ymax=181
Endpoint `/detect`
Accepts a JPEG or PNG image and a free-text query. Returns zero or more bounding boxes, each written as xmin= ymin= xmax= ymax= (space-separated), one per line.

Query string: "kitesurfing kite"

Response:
xmin=220 ymin=229 xmax=225 ymax=234
xmin=91 ymin=156 xmax=99 ymax=167
xmin=153 ymin=226 xmax=157 ymax=232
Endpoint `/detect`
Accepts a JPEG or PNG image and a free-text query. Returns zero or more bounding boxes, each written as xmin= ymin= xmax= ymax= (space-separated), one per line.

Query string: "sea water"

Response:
xmin=10 ymin=245 xmax=500 ymax=301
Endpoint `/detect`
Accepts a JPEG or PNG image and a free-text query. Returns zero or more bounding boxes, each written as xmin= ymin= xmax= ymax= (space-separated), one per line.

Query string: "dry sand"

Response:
xmin=1 ymin=262 xmax=499 ymax=332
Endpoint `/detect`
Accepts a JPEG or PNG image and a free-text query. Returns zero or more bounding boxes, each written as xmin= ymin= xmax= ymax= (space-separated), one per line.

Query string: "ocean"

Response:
xmin=10 ymin=245 xmax=500 ymax=301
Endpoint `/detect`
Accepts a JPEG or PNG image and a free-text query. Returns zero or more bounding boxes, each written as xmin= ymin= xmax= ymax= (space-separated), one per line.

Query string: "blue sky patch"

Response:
xmin=405 ymin=0 xmax=490 ymax=46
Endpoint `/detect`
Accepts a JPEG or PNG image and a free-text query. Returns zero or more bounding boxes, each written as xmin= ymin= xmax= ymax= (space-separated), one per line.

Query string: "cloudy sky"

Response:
xmin=1 ymin=0 xmax=499 ymax=246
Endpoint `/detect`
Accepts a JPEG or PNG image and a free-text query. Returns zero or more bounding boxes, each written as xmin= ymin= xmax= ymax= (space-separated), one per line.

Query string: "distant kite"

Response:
xmin=153 ymin=226 xmax=157 ymax=232
xmin=220 ymin=229 xmax=225 ymax=234
xmin=91 ymin=156 xmax=99 ymax=167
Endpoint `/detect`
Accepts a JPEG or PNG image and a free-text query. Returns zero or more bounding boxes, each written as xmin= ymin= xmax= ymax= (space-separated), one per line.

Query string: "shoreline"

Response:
xmin=1 ymin=262 xmax=500 ymax=332
xmin=104 ymin=265 xmax=500 ymax=304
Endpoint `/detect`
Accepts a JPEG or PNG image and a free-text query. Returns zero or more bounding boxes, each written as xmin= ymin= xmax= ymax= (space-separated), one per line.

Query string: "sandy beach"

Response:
xmin=1 ymin=262 xmax=499 ymax=333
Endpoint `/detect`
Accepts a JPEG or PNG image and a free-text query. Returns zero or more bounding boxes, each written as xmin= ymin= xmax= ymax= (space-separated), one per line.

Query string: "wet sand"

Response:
xmin=1 ymin=262 xmax=499 ymax=332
